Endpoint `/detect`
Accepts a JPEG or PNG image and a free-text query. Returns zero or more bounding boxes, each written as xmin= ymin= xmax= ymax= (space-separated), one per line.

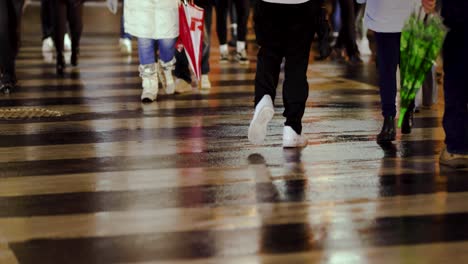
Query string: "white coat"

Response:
xmin=124 ymin=0 xmax=179 ymax=40
xmin=363 ymin=0 xmax=419 ymax=33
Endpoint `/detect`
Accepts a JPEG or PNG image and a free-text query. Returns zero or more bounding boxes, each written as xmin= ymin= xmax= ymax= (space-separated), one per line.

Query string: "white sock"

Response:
xmin=220 ymin=44 xmax=228 ymax=54
xmin=236 ymin=41 xmax=246 ymax=53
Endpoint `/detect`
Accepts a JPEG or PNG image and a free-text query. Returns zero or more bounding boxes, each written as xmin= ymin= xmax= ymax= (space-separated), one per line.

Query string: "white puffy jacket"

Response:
xmin=124 ymin=0 xmax=179 ymax=40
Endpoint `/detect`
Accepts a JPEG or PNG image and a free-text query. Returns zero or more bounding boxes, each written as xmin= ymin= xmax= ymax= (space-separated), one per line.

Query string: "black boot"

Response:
xmin=401 ymin=110 xmax=414 ymax=134
xmin=71 ymin=49 xmax=79 ymax=67
xmin=377 ymin=116 xmax=396 ymax=143
xmin=0 ymin=74 xmax=16 ymax=94
xmin=56 ymin=53 xmax=65 ymax=76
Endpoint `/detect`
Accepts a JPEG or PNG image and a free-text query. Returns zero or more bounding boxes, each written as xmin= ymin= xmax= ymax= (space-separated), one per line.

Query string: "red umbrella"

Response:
xmin=179 ymin=0 xmax=204 ymax=81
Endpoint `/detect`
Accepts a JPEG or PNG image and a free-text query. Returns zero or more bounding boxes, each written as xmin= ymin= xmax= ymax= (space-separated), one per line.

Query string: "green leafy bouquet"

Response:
xmin=399 ymin=8 xmax=447 ymax=127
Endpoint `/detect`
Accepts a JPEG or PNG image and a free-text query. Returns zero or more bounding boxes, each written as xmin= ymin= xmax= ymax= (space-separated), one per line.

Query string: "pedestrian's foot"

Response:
xmin=119 ymin=38 xmax=132 ymax=55
xmin=283 ymin=126 xmax=308 ymax=148
xmin=175 ymin=78 xmax=192 ymax=94
xmin=0 ymin=82 xmax=14 ymax=94
xmin=220 ymin=52 xmax=229 ymax=64
xmin=235 ymin=49 xmax=249 ymax=65
xmin=71 ymin=50 xmax=79 ymax=67
xmin=439 ymin=147 xmax=468 ymax=169
xmin=377 ymin=116 xmax=396 ymax=143
xmin=201 ymin=74 xmax=211 ymax=90
xmin=248 ymin=95 xmax=274 ymax=145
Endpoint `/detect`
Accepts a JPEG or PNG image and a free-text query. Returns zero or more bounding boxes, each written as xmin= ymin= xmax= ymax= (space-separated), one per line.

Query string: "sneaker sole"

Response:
xmin=248 ymin=107 xmax=274 ymax=145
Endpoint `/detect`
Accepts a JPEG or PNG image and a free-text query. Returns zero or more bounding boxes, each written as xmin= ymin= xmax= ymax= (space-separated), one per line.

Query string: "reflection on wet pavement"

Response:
xmin=0 ymin=6 xmax=466 ymax=264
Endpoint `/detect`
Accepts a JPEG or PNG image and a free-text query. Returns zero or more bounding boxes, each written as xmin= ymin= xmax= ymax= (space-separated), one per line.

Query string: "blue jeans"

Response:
xmin=442 ymin=26 xmax=468 ymax=154
xmin=137 ymin=38 xmax=176 ymax=65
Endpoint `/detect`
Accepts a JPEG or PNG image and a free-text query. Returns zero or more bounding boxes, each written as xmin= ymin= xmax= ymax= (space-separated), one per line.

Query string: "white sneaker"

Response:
xmin=119 ymin=38 xmax=132 ymax=54
xmin=42 ymin=37 xmax=54 ymax=53
xmin=64 ymin=33 xmax=72 ymax=52
xmin=175 ymin=78 xmax=192 ymax=94
xmin=201 ymin=74 xmax=211 ymax=89
xmin=282 ymin=126 xmax=308 ymax=148
xmin=248 ymin=95 xmax=274 ymax=145
xmin=139 ymin=63 xmax=158 ymax=102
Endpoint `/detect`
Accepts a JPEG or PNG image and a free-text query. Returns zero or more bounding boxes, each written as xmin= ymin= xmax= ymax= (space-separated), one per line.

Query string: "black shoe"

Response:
xmin=56 ymin=54 xmax=65 ymax=76
xmin=0 ymin=82 xmax=14 ymax=94
xmin=71 ymin=50 xmax=79 ymax=66
xmin=377 ymin=116 xmax=396 ymax=143
xmin=401 ymin=110 xmax=413 ymax=134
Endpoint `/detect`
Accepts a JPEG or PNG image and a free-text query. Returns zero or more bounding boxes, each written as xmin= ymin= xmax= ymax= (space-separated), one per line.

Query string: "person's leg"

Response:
xmin=214 ymin=0 xmax=228 ymax=45
xmin=195 ymin=0 xmax=213 ymax=75
xmin=53 ymin=0 xmax=67 ymax=74
xmin=282 ymin=1 xmax=317 ymax=135
xmin=233 ymin=0 xmax=249 ymax=52
xmin=338 ymin=0 xmax=360 ymax=61
xmin=158 ymin=38 xmax=177 ymax=94
xmin=41 ymin=0 xmax=55 ymax=40
xmin=66 ymin=0 xmax=83 ymax=65
xmin=120 ymin=0 xmax=131 ymax=39
xmin=248 ymin=0 xmax=283 ymax=145
xmin=374 ymin=32 xmax=400 ymax=142
xmin=137 ymin=38 xmax=157 ymax=65
xmin=0 ymin=0 xmax=24 ymax=88
xmin=442 ymin=27 xmax=468 ymax=155
xmin=253 ymin=1 xmax=283 ymax=105
xmin=138 ymin=38 xmax=158 ymax=102
xmin=375 ymin=32 xmax=400 ymax=118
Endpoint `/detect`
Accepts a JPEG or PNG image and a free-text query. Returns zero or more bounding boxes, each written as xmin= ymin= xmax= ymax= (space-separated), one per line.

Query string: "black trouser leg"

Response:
xmin=215 ymin=0 xmax=228 ymax=45
xmin=254 ymin=46 xmax=283 ymax=105
xmin=41 ymin=0 xmax=55 ymax=40
xmin=375 ymin=32 xmax=400 ymax=118
xmin=233 ymin=0 xmax=249 ymax=42
xmin=337 ymin=0 xmax=358 ymax=56
xmin=254 ymin=0 xmax=318 ymax=134
xmin=174 ymin=50 xmax=191 ymax=83
xmin=283 ymin=33 xmax=313 ymax=135
xmin=0 ymin=0 xmax=24 ymax=83
xmin=442 ymin=26 xmax=468 ymax=154
xmin=66 ymin=0 xmax=83 ymax=54
xmin=53 ymin=0 xmax=67 ymax=57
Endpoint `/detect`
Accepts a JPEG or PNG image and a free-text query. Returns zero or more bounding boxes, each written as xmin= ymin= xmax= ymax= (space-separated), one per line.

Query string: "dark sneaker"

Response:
xmin=235 ymin=49 xmax=249 ymax=65
xmin=440 ymin=148 xmax=468 ymax=169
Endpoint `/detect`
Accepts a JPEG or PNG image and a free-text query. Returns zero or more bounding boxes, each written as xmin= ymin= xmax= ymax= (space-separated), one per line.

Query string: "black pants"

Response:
xmin=375 ymin=32 xmax=400 ymax=118
xmin=53 ymin=0 xmax=83 ymax=55
xmin=334 ymin=0 xmax=359 ymax=57
xmin=254 ymin=0 xmax=319 ymax=134
xmin=443 ymin=26 xmax=468 ymax=154
xmin=215 ymin=0 xmax=249 ymax=44
xmin=41 ymin=0 xmax=55 ymax=40
xmin=0 ymin=0 xmax=24 ymax=83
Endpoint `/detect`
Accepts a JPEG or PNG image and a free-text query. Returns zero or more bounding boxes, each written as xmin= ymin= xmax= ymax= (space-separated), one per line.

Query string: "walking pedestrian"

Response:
xmin=248 ymin=0 xmax=320 ymax=148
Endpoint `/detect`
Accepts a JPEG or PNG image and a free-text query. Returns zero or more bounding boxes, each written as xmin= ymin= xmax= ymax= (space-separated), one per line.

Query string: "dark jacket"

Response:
xmin=441 ymin=0 xmax=467 ymax=28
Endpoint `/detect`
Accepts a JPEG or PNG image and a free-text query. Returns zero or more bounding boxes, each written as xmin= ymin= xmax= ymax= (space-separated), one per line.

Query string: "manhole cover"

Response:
xmin=0 ymin=108 xmax=64 ymax=120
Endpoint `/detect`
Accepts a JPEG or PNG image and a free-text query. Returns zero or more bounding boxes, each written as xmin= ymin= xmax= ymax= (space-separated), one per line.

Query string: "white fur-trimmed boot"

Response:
xmin=139 ymin=63 xmax=159 ymax=103
xmin=160 ymin=58 xmax=176 ymax=95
